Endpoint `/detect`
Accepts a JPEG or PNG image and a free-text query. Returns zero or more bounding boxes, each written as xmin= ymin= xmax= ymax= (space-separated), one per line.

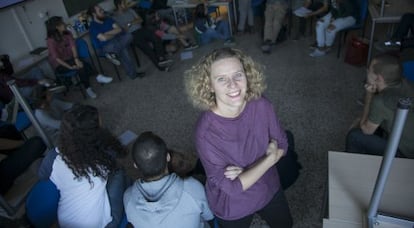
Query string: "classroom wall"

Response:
xmin=0 ymin=0 xmax=66 ymax=61
xmin=0 ymin=0 xmax=115 ymax=62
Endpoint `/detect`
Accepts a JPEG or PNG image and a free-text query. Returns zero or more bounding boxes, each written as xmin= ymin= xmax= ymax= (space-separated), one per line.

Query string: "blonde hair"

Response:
xmin=184 ymin=48 xmax=266 ymax=110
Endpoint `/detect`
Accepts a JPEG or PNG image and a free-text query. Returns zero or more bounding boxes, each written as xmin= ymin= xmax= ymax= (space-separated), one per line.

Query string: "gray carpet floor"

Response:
xmin=74 ymin=31 xmax=366 ymax=227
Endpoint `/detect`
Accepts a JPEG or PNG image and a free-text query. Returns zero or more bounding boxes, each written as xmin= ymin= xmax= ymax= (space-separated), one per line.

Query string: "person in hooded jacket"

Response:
xmin=123 ymin=131 xmax=214 ymax=228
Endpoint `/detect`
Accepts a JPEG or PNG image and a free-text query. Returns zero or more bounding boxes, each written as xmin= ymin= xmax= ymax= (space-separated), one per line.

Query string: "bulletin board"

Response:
xmin=63 ymin=0 xmax=104 ymax=17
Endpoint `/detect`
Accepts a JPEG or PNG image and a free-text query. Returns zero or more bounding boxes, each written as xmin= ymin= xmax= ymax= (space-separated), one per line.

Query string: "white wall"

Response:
xmin=0 ymin=0 xmax=114 ymax=62
xmin=0 ymin=0 xmax=67 ymax=61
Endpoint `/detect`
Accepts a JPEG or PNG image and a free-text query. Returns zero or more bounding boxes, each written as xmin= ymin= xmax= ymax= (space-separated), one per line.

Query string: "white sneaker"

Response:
xmin=105 ymin=53 xmax=121 ymax=66
xmin=309 ymin=49 xmax=326 ymax=57
xmin=96 ymin=74 xmax=113 ymax=84
xmin=86 ymin=87 xmax=97 ymax=99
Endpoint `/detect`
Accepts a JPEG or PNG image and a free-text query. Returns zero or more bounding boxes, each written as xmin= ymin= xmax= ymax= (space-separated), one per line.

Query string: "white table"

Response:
xmin=168 ymin=0 xmax=237 ymax=36
xmin=323 ymin=151 xmax=414 ymax=227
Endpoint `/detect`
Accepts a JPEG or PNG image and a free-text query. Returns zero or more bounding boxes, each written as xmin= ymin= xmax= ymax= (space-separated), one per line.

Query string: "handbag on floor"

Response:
xmin=345 ymin=37 xmax=369 ymax=67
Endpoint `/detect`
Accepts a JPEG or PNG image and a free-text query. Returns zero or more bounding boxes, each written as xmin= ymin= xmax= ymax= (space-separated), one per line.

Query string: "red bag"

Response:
xmin=345 ymin=37 xmax=369 ymax=67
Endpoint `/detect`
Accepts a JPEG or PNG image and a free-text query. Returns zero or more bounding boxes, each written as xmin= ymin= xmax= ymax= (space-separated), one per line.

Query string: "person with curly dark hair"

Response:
xmin=40 ymin=104 xmax=129 ymax=227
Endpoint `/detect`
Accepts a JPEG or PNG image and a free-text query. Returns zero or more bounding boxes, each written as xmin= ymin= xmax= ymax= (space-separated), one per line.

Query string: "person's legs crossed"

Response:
xmin=315 ymin=13 xmax=331 ymax=48
xmin=325 ymin=16 xmax=356 ymax=47
xmin=103 ymin=35 xmax=137 ymax=78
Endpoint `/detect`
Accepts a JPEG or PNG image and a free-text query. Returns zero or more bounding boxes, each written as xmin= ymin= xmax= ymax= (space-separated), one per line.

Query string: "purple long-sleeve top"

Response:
xmin=195 ymin=97 xmax=287 ymax=220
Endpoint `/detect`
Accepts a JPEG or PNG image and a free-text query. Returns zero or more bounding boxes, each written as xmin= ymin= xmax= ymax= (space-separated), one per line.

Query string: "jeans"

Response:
xmin=105 ymin=168 xmax=132 ymax=228
xmin=200 ymin=20 xmax=232 ymax=45
xmin=263 ymin=1 xmax=287 ymax=42
xmin=345 ymin=128 xmax=406 ymax=158
xmin=316 ymin=12 xmax=356 ymax=47
xmin=102 ymin=33 xmax=137 ymax=78
xmin=216 ymin=189 xmax=293 ymax=228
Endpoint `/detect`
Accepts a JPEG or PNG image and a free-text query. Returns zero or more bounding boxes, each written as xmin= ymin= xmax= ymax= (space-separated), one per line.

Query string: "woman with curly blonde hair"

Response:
xmin=185 ymin=47 xmax=293 ymax=227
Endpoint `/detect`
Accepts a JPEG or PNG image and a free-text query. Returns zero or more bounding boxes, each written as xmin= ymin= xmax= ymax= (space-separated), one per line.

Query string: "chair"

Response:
xmin=336 ymin=0 xmax=369 ymax=58
xmin=55 ymin=70 xmax=86 ymax=98
xmin=402 ymin=60 xmax=414 ymax=82
xmin=25 ymin=180 xmax=60 ymax=228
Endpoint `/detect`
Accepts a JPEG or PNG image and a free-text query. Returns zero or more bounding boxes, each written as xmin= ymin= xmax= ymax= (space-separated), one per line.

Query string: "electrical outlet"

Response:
xmin=38 ymin=10 xmax=49 ymax=19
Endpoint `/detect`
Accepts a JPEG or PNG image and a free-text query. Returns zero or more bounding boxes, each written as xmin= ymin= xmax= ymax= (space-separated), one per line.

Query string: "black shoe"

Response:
xmin=158 ymin=59 xmax=174 ymax=68
xmin=136 ymin=71 xmax=146 ymax=78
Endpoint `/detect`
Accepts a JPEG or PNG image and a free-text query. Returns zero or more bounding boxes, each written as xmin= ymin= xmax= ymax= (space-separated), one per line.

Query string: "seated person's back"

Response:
xmin=124 ymin=131 xmax=214 ymax=228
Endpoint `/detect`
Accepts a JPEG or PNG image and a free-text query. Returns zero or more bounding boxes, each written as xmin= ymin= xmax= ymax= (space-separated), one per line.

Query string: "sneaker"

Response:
xmin=86 ymin=87 xmax=97 ymax=99
xmin=158 ymin=59 xmax=174 ymax=68
xmin=261 ymin=40 xmax=272 ymax=53
xmin=309 ymin=42 xmax=317 ymax=50
xmin=135 ymin=71 xmax=146 ymax=78
xmin=96 ymin=74 xmax=113 ymax=84
xmin=309 ymin=49 xmax=326 ymax=57
xmin=224 ymin=38 xmax=236 ymax=46
xmin=47 ymin=85 xmax=67 ymax=94
xmin=183 ymin=44 xmax=199 ymax=51
xmin=384 ymin=40 xmax=401 ymax=46
xmin=105 ymin=53 xmax=121 ymax=66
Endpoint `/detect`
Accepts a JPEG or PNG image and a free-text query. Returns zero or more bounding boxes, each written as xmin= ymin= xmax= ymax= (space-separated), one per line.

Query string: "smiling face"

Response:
xmin=210 ymin=57 xmax=247 ymax=117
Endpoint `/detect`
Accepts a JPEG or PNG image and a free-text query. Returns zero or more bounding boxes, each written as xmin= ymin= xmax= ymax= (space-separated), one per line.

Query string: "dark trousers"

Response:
xmin=345 ymin=128 xmax=406 ymax=158
xmin=216 ymin=189 xmax=293 ymax=228
xmin=55 ymin=58 xmax=92 ymax=88
xmin=132 ymin=29 xmax=165 ymax=68
xmin=105 ymin=169 xmax=132 ymax=228
xmin=393 ymin=13 xmax=414 ymax=40
xmin=0 ymin=136 xmax=46 ymax=194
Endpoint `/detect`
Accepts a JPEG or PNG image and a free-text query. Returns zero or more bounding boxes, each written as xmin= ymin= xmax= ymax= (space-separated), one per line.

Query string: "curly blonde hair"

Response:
xmin=184 ymin=48 xmax=266 ymax=110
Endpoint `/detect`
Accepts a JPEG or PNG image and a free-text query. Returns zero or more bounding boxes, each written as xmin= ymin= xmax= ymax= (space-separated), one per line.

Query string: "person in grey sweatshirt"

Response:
xmin=123 ymin=131 xmax=214 ymax=228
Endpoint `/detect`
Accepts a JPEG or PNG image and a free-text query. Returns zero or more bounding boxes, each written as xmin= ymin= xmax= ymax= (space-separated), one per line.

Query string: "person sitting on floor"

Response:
xmin=0 ymin=124 xmax=46 ymax=194
xmin=147 ymin=10 xmax=199 ymax=51
xmin=38 ymin=104 xmax=130 ymax=227
xmin=32 ymin=85 xmax=73 ymax=144
xmin=46 ymin=16 xmax=113 ymax=99
xmin=309 ymin=0 xmax=358 ymax=57
xmin=113 ymin=0 xmax=174 ymax=71
xmin=194 ymin=2 xmax=235 ymax=46
xmin=87 ymin=4 xmax=145 ymax=79
xmin=346 ymin=54 xmax=414 ymax=159
xmin=123 ymin=131 xmax=214 ymax=227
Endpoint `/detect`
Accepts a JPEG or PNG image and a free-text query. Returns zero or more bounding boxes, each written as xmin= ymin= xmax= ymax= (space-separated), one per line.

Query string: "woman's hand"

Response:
xmin=224 ymin=166 xmax=244 ymax=180
xmin=266 ymin=140 xmax=284 ymax=165
xmin=74 ymin=58 xmax=83 ymax=68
